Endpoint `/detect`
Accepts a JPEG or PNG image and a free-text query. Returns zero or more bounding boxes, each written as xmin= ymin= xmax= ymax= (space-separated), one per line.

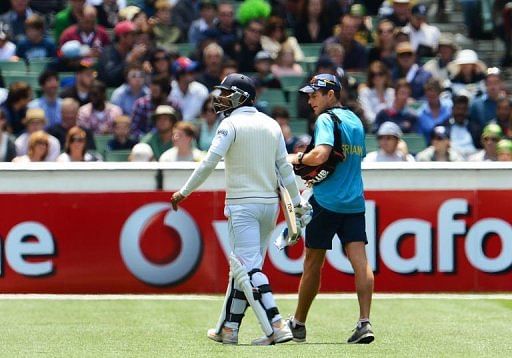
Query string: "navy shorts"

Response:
xmin=305 ymin=196 xmax=367 ymax=250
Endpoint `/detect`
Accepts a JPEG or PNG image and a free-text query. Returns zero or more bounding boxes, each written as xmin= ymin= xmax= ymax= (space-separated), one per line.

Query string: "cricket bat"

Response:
xmin=278 ymin=181 xmax=299 ymax=240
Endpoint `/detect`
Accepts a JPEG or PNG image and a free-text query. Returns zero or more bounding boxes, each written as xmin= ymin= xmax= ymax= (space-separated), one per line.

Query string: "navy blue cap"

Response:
xmin=299 ymin=74 xmax=342 ymax=93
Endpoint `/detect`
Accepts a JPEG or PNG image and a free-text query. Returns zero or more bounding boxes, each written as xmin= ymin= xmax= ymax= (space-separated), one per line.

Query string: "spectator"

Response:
xmin=110 ymin=64 xmax=150 ymax=116
xmin=294 ymin=0 xmax=332 ymax=44
xmin=220 ymin=59 xmax=238 ymax=79
xmin=129 ymin=142 xmax=154 ymax=161
xmin=235 ymin=19 xmax=264 ymax=73
xmin=131 ymin=74 xmax=172 ymax=138
xmin=417 ymin=78 xmax=452 ymax=144
xmin=196 ymin=95 xmax=220 ymax=151
xmin=1 ymin=81 xmax=32 ymax=136
xmin=201 ymin=1 xmax=241 ymax=60
xmin=106 ymin=115 xmax=137 ymax=151
xmin=273 ymin=106 xmax=297 ymax=153
xmin=374 ymin=79 xmax=418 ymax=133
xmin=416 ymin=126 xmax=464 ymax=161
xmin=403 ymin=3 xmax=440 ymax=57
xmin=16 ymin=14 xmax=56 ymax=61
xmin=447 ymin=49 xmax=487 ymax=100
xmin=358 ymin=60 xmax=395 ymax=126
xmin=147 ymin=47 xmax=172 ymax=77
xmin=349 ymin=3 xmax=373 ymax=46
xmin=59 ymin=58 xmax=95 ymax=106
xmin=443 ymin=95 xmax=479 ymax=159
xmin=28 ymin=70 xmax=62 ymax=128
xmin=324 ymin=43 xmax=346 ymax=78
xmin=491 ymin=97 xmax=512 ymax=137
xmin=383 ymin=0 xmax=411 ymax=27
xmin=470 ymin=67 xmax=505 ymax=128
xmin=57 ymin=125 xmax=99 ymax=161
xmin=48 ymin=39 xmax=85 ymax=73
xmin=169 ymin=57 xmax=209 ymax=122
xmin=0 ymin=23 xmax=17 ymax=60
xmin=12 ymin=130 xmax=50 ymax=162
xmin=0 ymin=0 xmax=37 ymax=43
xmin=197 ymin=42 xmax=224 ymax=91
xmin=15 ymin=108 xmax=60 ymax=161
xmin=95 ymin=0 xmax=118 ymax=29
xmin=59 ymin=5 xmax=110 ymax=57
xmin=77 ymin=80 xmax=122 ymax=134
xmin=54 ymin=0 xmax=85 ymax=43
xmin=423 ymin=33 xmax=458 ymax=83
xmin=261 ymin=16 xmax=304 ymax=62
xmin=364 ymin=121 xmax=415 ymax=162
xmin=188 ymin=0 xmax=217 ymax=47
xmin=98 ymin=20 xmax=144 ymax=88
xmin=323 ymin=14 xmax=367 ymax=71
xmin=271 ymin=44 xmax=304 ymax=78
xmin=0 ymin=108 xmax=16 ymax=162
xmin=392 ymin=41 xmax=431 ymax=100
xmin=367 ymin=19 xmax=396 ymax=69
xmin=150 ymin=0 xmax=182 ymax=52
xmin=236 ymin=0 xmax=271 ymax=27
xmin=496 ymin=139 xmax=512 ymax=161
xmin=469 ymin=123 xmax=503 ymax=161
xmin=252 ymin=50 xmax=281 ymax=89
xmin=141 ymin=104 xmax=177 ymax=160
xmin=172 ymin=0 xmax=201 ymax=35
xmin=48 ymin=97 xmax=96 ymax=151
xmin=160 ymin=121 xmax=204 ymax=162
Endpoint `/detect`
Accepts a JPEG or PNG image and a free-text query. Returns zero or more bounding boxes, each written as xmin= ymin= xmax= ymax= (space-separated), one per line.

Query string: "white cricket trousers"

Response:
xmin=225 ymin=203 xmax=279 ymax=271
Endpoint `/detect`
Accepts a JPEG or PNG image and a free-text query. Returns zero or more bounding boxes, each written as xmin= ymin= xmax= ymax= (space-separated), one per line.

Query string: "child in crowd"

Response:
xmin=16 ymin=15 xmax=56 ymax=61
xmin=107 ymin=115 xmax=138 ymax=151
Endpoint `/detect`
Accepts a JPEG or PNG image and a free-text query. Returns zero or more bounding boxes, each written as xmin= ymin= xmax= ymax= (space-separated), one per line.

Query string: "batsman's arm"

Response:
xmin=179 ymin=151 xmax=223 ymax=197
xmin=276 ymin=133 xmax=301 ymax=207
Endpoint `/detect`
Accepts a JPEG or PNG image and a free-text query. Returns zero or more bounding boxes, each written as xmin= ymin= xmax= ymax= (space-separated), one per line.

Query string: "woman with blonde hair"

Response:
xmin=12 ymin=130 xmax=49 ymax=162
xmin=270 ymin=43 xmax=304 ymax=78
xmin=358 ymin=61 xmax=395 ymax=125
xmin=57 ymin=126 xmax=99 ymax=162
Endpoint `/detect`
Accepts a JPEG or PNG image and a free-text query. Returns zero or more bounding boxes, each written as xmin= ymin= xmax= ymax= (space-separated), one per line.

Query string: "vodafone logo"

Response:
xmin=120 ymin=203 xmax=202 ymax=285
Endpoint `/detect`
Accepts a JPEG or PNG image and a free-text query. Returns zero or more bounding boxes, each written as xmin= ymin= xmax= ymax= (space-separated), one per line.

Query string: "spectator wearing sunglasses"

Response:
xmin=415 ymin=126 xmax=464 ymax=162
xmin=469 ymin=123 xmax=503 ymax=161
xmin=358 ymin=61 xmax=395 ymax=126
xmin=57 ymin=125 xmax=99 ymax=162
xmin=111 ymin=64 xmax=150 ymax=116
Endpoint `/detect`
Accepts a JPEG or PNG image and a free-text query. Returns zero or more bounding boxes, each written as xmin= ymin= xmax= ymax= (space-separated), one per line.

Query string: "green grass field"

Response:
xmin=1 ymin=295 xmax=511 ymax=357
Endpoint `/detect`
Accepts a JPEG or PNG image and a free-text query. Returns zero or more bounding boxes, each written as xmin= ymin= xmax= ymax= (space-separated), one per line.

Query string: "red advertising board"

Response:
xmin=0 ymin=190 xmax=511 ymax=293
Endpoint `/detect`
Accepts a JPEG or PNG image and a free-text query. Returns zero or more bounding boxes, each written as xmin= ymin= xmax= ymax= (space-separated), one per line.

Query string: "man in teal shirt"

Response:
xmin=287 ymin=74 xmax=374 ymax=344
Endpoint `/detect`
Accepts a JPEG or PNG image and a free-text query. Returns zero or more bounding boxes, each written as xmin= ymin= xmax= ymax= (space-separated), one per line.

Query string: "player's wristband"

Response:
xmin=297 ymin=152 xmax=304 ymax=164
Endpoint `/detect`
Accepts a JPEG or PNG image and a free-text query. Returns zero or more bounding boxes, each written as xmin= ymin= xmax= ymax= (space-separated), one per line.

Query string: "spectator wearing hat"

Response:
xmin=15 ymin=108 xmax=60 ymax=161
xmin=416 ymin=126 xmax=464 ymax=161
xmin=16 ymin=14 xmax=56 ymax=61
xmin=349 ymin=3 xmax=373 ymax=46
xmin=252 ymin=50 xmax=282 ymax=90
xmin=160 ymin=121 xmax=205 ymax=162
xmin=197 ymin=43 xmax=225 ymax=92
xmin=149 ymin=0 xmax=182 ymax=53
xmin=50 ymin=39 xmax=89 ymax=73
xmin=12 ymin=130 xmax=50 ymax=163
xmin=0 ymin=0 xmax=37 ymax=43
xmin=368 ymin=19 xmax=396 ymax=69
xmin=323 ymin=14 xmax=367 ymax=71
xmin=59 ymin=58 xmax=95 ymax=106
xmin=57 ymin=125 xmax=100 ymax=162
xmin=293 ymin=0 xmax=332 ymax=44
xmin=392 ymin=41 xmax=432 ymax=100
xmin=490 ymin=97 xmax=512 ymax=137
xmin=54 ymin=0 xmax=85 ymax=43
xmin=382 ymin=0 xmax=412 ymax=28
xmin=469 ymin=123 xmax=503 ymax=161
xmin=497 ymin=139 xmax=512 ymax=161
xmin=48 ymin=97 xmax=96 ymax=152
xmin=131 ymin=74 xmax=173 ymax=138
xmin=470 ymin=67 xmax=505 ymax=128
xmin=364 ymin=121 xmax=415 ymax=162
xmin=423 ymin=33 xmax=458 ymax=82
xmin=129 ymin=142 xmax=154 ymax=161
xmin=374 ymin=79 xmax=418 ymax=134
xmin=188 ymin=0 xmax=217 ymax=47
xmin=417 ymin=78 xmax=452 ymax=144
xmin=0 ymin=108 xmax=16 ymax=162
xmin=200 ymin=2 xmax=241 ymax=60
xmin=1 ymin=81 xmax=32 ymax=136
xmin=106 ymin=115 xmax=138 ymax=151
xmin=28 ymin=70 xmax=62 ymax=128
xmin=59 ymin=5 xmax=110 ymax=58
xmin=447 ymin=49 xmax=487 ymax=100
xmin=358 ymin=60 xmax=395 ymax=126
xmin=0 ymin=22 xmax=16 ymax=60
xmin=141 ymin=104 xmax=177 ymax=160
xmin=169 ymin=57 xmax=209 ymax=122
xmin=403 ymin=3 xmax=440 ymax=58
xmin=77 ymin=80 xmax=122 ymax=135
xmin=261 ymin=16 xmax=304 ymax=62
xmin=98 ymin=20 xmax=145 ymax=88
xmin=442 ymin=95 xmax=479 ymax=159
xmin=110 ymin=63 xmax=150 ymax=116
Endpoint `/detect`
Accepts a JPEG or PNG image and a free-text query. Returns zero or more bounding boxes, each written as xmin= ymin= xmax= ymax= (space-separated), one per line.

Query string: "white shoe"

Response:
xmin=251 ymin=320 xmax=293 ymax=346
xmin=207 ymin=327 xmax=238 ymax=345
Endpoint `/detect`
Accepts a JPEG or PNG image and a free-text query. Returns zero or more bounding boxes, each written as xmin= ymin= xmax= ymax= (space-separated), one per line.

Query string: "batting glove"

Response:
xmin=294 ymin=200 xmax=312 ymax=227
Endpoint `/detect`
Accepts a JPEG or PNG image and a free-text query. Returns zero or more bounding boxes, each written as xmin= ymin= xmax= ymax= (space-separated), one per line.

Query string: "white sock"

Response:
xmin=293 ymin=318 xmax=305 ymax=327
xmin=358 ymin=318 xmax=370 ymax=328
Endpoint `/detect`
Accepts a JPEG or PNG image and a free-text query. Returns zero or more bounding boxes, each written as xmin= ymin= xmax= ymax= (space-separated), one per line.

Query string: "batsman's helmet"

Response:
xmin=212 ymin=73 xmax=256 ymax=114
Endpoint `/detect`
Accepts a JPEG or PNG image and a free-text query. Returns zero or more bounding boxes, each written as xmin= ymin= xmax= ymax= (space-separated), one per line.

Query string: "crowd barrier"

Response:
xmin=0 ymin=162 xmax=511 ymax=293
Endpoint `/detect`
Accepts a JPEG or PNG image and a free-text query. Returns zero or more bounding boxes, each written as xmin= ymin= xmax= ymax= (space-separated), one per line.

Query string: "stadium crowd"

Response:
xmin=0 ymin=0 xmax=511 ymax=163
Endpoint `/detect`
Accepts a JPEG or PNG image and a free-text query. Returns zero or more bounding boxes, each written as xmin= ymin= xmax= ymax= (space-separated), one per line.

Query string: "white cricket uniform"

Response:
xmin=180 ymin=106 xmax=300 ymax=270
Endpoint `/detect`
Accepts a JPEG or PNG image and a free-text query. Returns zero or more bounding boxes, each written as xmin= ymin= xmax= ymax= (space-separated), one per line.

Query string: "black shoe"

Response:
xmin=286 ymin=316 xmax=306 ymax=342
xmin=347 ymin=322 xmax=374 ymax=344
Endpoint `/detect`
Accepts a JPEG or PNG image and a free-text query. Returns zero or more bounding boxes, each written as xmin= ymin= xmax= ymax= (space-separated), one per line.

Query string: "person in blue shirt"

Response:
xmin=15 ymin=14 xmax=56 ymax=61
xmin=417 ymin=77 xmax=452 ymax=144
xmin=28 ymin=69 xmax=62 ymax=128
xmin=286 ymin=74 xmax=374 ymax=344
xmin=469 ymin=67 xmax=504 ymax=128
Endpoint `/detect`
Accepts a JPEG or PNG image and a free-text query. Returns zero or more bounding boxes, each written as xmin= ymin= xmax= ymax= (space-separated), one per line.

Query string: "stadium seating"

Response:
xmin=28 ymin=58 xmax=53 ymax=73
xmin=94 ymin=134 xmax=113 ymax=156
xmin=0 ymin=60 xmax=27 ymax=72
xmin=105 ymin=149 xmax=131 ymax=162
xmin=402 ymin=134 xmax=427 ymax=155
